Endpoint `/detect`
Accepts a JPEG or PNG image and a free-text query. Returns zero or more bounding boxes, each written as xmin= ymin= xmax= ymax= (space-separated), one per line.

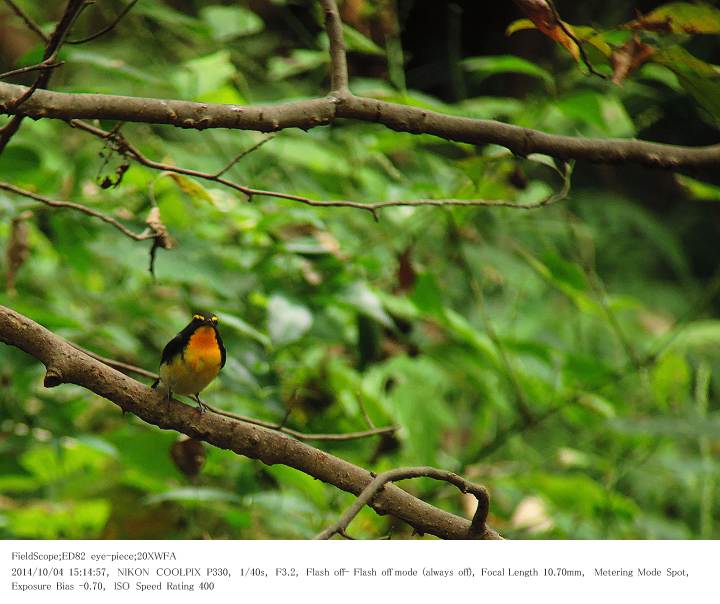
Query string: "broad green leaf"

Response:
xmin=217 ymin=311 xmax=271 ymax=348
xmin=463 ymin=55 xmax=554 ymax=87
xmin=651 ymin=352 xmax=691 ymax=407
xmin=200 ymin=5 xmax=264 ymax=40
xmin=342 ymin=25 xmax=385 ymax=56
xmin=341 ymin=282 xmax=393 ymax=328
xmin=173 ymin=50 xmax=236 ymax=98
xmin=267 ymin=294 xmax=313 ymax=345
xmin=268 ymin=49 xmax=327 ymax=80
xmin=676 ymin=174 xmax=720 ymax=201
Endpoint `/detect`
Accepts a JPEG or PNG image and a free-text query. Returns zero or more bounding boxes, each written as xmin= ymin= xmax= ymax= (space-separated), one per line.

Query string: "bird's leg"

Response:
xmin=193 ymin=393 xmax=208 ymax=413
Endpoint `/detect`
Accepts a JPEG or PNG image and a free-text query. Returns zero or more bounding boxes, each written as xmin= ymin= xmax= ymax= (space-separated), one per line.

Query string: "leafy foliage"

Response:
xmin=0 ymin=0 xmax=719 ymax=539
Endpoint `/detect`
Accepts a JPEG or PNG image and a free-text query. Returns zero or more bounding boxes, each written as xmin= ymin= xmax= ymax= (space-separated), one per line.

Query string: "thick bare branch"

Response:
xmin=315 ymin=466 xmax=493 ymax=540
xmin=1 ymin=82 xmax=717 ymax=169
xmin=0 ymin=305 xmax=501 ymax=540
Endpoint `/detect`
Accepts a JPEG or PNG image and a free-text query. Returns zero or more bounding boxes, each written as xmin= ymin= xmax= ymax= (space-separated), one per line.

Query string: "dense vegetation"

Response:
xmin=1 ymin=0 xmax=719 ymax=539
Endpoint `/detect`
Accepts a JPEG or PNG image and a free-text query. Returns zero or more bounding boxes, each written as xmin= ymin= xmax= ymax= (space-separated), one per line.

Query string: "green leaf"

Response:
xmin=651 ymin=352 xmax=691 ymax=407
xmin=463 ymin=55 xmax=554 ymax=87
xmin=145 ymin=487 xmax=242 ymax=505
xmin=341 ymin=282 xmax=393 ymax=328
xmin=0 ymin=146 xmax=41 ymax=178
xmin=217 ymin=311 xmax=271 ymax=348
xmin=676 ymin=174 xmax=720 ymax=201
xmin=268 ymin=50 xmax=327 ymax=80
xmin=5 ymin=500 xmax=110 ymax=539
xmin=267 ymin=294 xmax=313 ymax=345
xmin=342 ymin=24 xmax=385 ymax=56
xmin=173 ymin=50 xmax=236 ymax=98
xmin=667 ymin=320 xmax=720 ymax=352
xmin=200 ymin=5 xmax=264 ymax=40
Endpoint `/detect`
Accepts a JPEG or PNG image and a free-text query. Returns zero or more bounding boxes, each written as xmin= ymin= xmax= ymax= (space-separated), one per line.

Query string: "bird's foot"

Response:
xmin=193 ymin=394 xmax=208 ymax=414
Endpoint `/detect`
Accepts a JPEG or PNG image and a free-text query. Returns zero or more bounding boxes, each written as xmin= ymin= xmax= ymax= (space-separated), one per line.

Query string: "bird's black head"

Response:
xmin=189 ymin=311 xmax=219 ymax=328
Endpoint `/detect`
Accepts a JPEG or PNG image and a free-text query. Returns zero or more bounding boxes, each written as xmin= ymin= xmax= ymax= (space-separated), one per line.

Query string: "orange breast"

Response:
xmin=185 ymin=326 xmax=222 ymax=369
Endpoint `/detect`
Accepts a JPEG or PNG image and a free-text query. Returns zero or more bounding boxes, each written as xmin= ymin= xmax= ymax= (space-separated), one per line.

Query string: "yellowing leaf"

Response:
xmin=164 ymin=173 xmax=218 ymax=207
xmin=625 ymin=2 xmax=720 ymax=35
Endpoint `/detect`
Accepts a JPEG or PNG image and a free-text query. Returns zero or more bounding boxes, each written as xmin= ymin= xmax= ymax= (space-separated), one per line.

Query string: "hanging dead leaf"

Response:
xmin=170 ymin=436 xmax=206 ymax=478
xmin=610 ymin=37 xmax=655 ymax=85
xmin=4 ymin=211 xmax=33 ymax=295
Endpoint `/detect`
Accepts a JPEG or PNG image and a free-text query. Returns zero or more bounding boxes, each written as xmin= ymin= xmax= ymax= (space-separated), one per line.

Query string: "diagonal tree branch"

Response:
xmin=0 ymin=305 xmax=501 ymax=540
xmin=1 ymin=82 xmax=717 ymax=169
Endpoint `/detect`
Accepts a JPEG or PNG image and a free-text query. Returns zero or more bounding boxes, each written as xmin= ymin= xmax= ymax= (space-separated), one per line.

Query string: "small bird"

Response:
xmin=153 ymin=312 xmax=226 ymax=412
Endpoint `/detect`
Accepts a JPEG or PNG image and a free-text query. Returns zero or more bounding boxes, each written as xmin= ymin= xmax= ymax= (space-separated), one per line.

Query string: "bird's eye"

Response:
xmin=193 ymin=314 xmax=203 ymax=321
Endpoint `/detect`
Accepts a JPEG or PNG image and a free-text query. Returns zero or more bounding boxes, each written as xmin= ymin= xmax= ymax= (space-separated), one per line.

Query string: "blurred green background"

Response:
xmin=1 ymin=0 xmax=719 ymax=539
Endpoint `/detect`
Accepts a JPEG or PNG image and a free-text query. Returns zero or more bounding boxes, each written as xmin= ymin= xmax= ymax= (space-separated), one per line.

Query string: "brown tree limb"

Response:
xmin=0 ymin=304 xmax=501 ymax=540
xmin=314 ymin=466 xmax=492 ymax=540
xmin=0 ymin=82 xmax=716 ymax=169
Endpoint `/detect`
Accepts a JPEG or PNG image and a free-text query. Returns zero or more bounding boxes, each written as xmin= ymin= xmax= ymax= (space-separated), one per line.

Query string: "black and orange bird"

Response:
xmin=153 ymin=312 xmax=226 ymax=412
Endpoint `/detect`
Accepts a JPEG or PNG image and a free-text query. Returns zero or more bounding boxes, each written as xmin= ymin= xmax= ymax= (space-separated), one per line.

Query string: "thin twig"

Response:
xmin=314 ymin=466 xmax=492 ymax=539
xmin=318 ymin=0 xmax=349 ymax=93
xmin=0 ymin=59 xmax=64 ymax=81
xmin=546 ymin=0 xmax=607 ymax=79
xmin=3 ymin=0 xmax=48 ymax=42
xmin=213 ymin=135 xmax=275 ymax=178
xmin=0 ymin=181 xmax=155 ymax=242
xmin=68 ymin=342 xmax=159 ymax=379
xmin=67 ymin=0 xmax=138 ymax=44
xmin=203 ymin=403 xmax=399 ymax=442
xmin=67 ymin=119 xmax=574 ymax=214
xmin=356 ymin=392 xmax=376 ymax=430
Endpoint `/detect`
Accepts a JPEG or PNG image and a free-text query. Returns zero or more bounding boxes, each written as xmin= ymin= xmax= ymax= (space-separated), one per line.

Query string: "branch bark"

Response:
xmin=0 ymin=305 xmax=501 ymax=540
xmin=1 ymin=82 xmax=717 ymax=169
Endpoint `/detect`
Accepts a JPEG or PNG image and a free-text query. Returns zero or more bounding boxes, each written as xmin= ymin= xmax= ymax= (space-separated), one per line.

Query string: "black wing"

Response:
xmin=216 ymin=329 xmax=227 ymax=368
xmin=160 ymin=332 xmax=185 ymax=366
